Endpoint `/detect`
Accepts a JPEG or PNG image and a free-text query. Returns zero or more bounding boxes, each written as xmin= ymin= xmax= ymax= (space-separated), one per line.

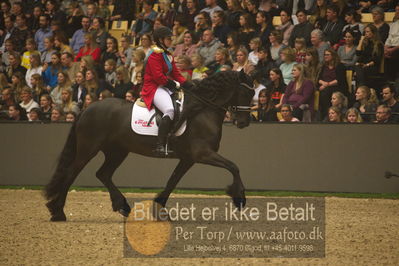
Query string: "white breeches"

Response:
xmin=153 ymin=87 xmax=174 ymax=120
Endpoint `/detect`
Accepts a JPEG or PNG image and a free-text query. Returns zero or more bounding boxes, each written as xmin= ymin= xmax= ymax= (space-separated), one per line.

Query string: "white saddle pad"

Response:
xmin=131 ymin=97 xmax=186 ymax=137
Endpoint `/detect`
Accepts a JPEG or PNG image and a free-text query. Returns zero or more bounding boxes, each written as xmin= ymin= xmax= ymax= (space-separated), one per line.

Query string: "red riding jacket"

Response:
xmin=141 ymin=46 xmax=186 ymax=110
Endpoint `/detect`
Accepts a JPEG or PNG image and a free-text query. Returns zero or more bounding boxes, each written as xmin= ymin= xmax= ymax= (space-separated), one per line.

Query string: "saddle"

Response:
xmin=131 ymin=90 xmax=187 ymax=137
xmin=136 ymin=90 xmax=184 ymax=127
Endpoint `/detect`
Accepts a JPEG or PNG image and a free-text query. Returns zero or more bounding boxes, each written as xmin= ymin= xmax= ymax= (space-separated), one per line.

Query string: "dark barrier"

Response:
xmin=1 ymin=123 xmax=398 ymax=193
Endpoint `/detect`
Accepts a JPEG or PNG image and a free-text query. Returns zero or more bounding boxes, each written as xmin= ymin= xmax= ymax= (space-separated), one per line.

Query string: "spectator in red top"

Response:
xmin=75 ymin=33 xmax=101 ymax=62
xmin=294 ymin=37 xmax=306 ymax=64
xmin=142 ymin=27 xmax=188 ymax=156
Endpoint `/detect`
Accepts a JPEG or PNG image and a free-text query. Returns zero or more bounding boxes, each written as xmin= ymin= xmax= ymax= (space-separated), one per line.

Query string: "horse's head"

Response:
xmin=231 ymin=70 xmax=254 ymax=129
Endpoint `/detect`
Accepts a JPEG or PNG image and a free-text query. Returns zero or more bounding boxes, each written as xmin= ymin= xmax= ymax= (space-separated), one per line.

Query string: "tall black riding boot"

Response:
xmin=154 ymin=116 xmax=174 ymax=157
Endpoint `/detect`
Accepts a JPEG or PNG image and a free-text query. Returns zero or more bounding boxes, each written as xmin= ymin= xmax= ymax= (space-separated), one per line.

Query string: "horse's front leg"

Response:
xmin=196 ymin=151 xmax=246 ymax=209
xmin=154 ymin=159 xmax=194 ymax=207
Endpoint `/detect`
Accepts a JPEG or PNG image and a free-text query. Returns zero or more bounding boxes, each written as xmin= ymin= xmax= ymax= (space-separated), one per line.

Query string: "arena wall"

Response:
xmin=1 ymin=123 xmax=398 ymax=193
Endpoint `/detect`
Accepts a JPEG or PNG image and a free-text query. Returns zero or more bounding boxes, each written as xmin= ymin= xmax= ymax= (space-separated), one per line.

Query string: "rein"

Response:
xmin=183 ymin=88 xmax=228 ymax=113
xmin=183 ymin=82 xmax=253 ymax=114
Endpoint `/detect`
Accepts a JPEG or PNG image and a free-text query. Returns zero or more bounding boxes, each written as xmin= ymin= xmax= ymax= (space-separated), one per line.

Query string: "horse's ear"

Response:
xmin=248 ymin=69 xmax=257 ymax=80
xmin=239 ymin=69 xmax=246 ymax=80
xmin=239 ymin=69 xmax=253 ymax=87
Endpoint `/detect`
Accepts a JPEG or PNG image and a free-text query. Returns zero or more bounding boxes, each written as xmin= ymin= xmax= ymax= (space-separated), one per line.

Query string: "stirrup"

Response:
xmin=154 ymin=143 xmax=174 ymax=157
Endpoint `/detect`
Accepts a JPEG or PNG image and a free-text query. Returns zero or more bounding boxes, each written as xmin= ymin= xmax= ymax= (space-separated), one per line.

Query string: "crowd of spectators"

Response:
xmin=0 ymin=0 xmax=398 ymax=124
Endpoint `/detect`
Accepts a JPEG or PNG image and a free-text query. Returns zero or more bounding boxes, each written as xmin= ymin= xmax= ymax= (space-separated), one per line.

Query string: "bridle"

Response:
xmin=230 ymin=82 xmax=253 ymax=114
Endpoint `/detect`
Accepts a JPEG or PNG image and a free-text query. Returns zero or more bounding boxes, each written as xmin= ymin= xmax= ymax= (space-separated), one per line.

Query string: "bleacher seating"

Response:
xmin=1 ymin=2 xmax=398 ymax=124
xmin=108 ymin=5 xmax=114 ymax=14
xmin=109 ymin=29 xmax=125 ymax=44
xmin=272 ymin=12 xmax=396 ymax=26
xmin=346 ymin=70 xmax=353 ymax=94
xmin=385 ymin=12 xmax=395 ymax=22
xmin=361 ymin=12 xmax=395 ymax=23
xmin=272 ymin=16 xmax=282 ymax=26
xmin=112 ymin=20 xmax=128 ymax=31
xmin=361 ymin=13 xmax=373 ymax=23
xmin=314 ymin=91 xmax=320 ymax=112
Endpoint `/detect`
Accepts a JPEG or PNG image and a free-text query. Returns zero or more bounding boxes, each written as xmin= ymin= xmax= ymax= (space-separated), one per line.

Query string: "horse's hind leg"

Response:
xmin=154 ymin=159 xmax=194 ymax=207
xmin=96 ymin=148 xmax=130 ymax=217
xmin=47 ymin=147 xmax=99 ymax=221
xmin=196 ymin=151 xmax=246 ymax=209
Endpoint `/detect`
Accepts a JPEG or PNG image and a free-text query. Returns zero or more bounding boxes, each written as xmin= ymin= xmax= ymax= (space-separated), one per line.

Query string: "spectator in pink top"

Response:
xmin=282 ymin=63 xmax=314 ymax=121
xmin=173 ymin=31 xmax=198 ymax=57
xmin=279 ymin=104 xmax=300 ymax=122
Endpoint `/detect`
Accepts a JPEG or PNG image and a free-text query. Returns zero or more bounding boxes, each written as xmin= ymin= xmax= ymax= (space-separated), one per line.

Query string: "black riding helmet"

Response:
xmin=153 ymin=26 xmax=173 ymax=51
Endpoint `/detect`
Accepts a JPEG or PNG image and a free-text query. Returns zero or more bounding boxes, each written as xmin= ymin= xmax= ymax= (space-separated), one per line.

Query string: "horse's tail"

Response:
xmin=44 ymin=120 xmax=78 ymax=201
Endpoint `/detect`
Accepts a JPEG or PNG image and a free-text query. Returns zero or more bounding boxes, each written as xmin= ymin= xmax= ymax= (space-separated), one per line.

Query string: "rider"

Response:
xmin=141 ymin=26 xmax=188 ymax=156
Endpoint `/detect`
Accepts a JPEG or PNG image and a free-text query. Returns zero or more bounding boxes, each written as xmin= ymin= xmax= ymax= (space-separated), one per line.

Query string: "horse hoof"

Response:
xmin=50 ymin=213 xmax=66 ymax=222
xmin=118 ymin=208 xmax=130 ymax=217
xmin=118 ymin=200 xmax=131 ymax=217
xmin=154 ymin=196 xmax=167 ymax=207
xmin=226 ymin=185 xmax=246 ymax=209
xmin=233 ymin=197 xmax=246 ymax=210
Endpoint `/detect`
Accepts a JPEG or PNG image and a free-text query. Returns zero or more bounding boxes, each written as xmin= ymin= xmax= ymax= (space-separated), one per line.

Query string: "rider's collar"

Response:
xmin=151 ymin=45 xmax=164 ymax=54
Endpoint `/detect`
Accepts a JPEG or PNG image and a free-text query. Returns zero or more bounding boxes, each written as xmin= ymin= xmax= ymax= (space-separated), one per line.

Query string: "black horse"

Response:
xmin=44 ymin=70 xmax=254 ymax=221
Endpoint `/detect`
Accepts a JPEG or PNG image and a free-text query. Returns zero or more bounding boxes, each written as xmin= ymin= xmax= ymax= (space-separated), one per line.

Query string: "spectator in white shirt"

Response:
xmin=384 ymin=3 xmax=399 ymax=81
xmin=25 ymin=54 xmax=43 ymax=88
xmin=19 ymin=87 xmax=40 ymax=113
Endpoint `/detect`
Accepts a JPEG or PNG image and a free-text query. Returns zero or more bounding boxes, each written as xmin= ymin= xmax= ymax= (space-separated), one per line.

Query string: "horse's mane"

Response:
xmin=191 ymin=71 xmax=240 ymax=102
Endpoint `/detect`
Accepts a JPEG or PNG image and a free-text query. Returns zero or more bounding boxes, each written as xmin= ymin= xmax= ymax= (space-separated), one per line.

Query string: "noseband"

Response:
xmin=228 ymin=82 xmax=253 ymax=114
